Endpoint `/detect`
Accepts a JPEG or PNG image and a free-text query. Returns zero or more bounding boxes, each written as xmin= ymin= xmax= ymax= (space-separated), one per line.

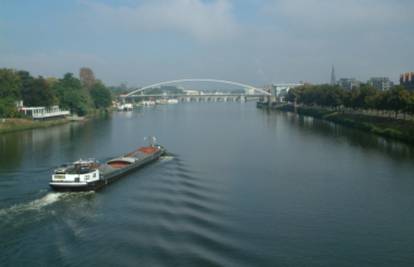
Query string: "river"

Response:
xmin=1 ymin=102 xmax=414 ymax=266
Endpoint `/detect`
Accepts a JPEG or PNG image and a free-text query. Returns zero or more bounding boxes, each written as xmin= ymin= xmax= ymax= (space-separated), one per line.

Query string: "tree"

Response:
xmin=407 ymin=93 xmax=414 ymax=115
xmin=79 ymin=67 xmax=96 ymax=89
xmin=19 ymin=72 xmax=57 ymax=107
xmin=0 ymin=68 xmax=21 ymax=99
xmin=52 ymin=73 xmax=91 ymax=116
xmin=90 ymin=81 xmax=112 ymax=109
xmin=0 ymin=69 xmax=21 ymax=117
xmin=387 ymin=86 xmax=410 ymax=118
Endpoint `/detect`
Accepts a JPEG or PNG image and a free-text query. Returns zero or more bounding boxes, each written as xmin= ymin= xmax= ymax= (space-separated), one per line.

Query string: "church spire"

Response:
xmin=330 ymin=65 xmax=336 ymax=85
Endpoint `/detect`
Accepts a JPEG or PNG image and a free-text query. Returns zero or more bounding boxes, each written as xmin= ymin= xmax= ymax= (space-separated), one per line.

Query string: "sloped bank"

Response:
xmin=266 ymin=104 xmax=414 ymax=144
xmin=0 ymin=118 xmax=70 ymax=134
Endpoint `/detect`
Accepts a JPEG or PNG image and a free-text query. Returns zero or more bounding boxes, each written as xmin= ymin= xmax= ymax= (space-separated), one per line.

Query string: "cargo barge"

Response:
xmin=50 ymin=138 xmax=165 ymax=191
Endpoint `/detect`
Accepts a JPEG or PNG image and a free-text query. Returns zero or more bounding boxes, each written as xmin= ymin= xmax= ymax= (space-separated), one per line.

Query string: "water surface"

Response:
xmin=1 ymin=103 xmax=414 ymax=266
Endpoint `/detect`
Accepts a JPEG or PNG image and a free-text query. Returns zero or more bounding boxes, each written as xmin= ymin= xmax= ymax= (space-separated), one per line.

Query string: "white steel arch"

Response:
xmin=123 ymin=79 xmax=271 ymax=97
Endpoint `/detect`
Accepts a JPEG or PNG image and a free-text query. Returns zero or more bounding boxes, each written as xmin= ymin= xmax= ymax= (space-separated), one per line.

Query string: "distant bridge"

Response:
xmin=122 ymin=78 xmax=272 ymax=98
xmin=125 ymin=93 xmax=262 ymax=103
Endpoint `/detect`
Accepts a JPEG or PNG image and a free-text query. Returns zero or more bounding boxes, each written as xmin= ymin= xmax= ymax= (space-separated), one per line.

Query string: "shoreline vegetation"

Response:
xmin=260 ymin=83 xmax=414 ymax=144
xmin=260 ymin=103 xmax=414 ymax=144
xmin=0 ymin=108 xmax=112 ymax=135
xmin=257 ymin=84 xmax=414 ymax=144
xmin=0 ymin=67 xmax=113 ymax=135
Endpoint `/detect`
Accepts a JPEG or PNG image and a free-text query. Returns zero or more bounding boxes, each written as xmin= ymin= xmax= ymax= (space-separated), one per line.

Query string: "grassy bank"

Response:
xmin=273 ymin=104 xmax=414 ymax=144
xmin=0 ymin=108 xmax=113 ymax=135
xmin=0 ymin=118 xmax=71 ymax=134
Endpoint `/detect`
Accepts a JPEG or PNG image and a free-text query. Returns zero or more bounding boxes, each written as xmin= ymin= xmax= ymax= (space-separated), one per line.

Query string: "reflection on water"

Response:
xmin=1 ymin=103 xmax=414 ymax=267
xmin=0 ymin=122 xmax=84 ymax=171
xmin=260 ymin=108 xmax=414 ymax=161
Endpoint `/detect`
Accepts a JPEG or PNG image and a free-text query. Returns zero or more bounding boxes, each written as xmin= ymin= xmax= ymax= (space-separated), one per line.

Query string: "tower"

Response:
xmin=330 ymin=65 xmax=336 ymax=85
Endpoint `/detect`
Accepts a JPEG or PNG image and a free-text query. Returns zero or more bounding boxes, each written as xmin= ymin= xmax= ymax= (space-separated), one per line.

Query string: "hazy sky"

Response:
xmin=1 ymin=0 xmax=413 ymax=87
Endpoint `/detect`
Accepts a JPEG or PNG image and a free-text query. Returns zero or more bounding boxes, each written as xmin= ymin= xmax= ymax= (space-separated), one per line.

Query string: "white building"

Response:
xmin=20 ymin=105 xmax=70 ymax=119
xmin=270 ymin=83 xmax=303 ymax=96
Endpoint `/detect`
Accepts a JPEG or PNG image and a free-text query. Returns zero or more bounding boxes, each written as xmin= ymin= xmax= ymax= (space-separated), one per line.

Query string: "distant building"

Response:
xmin=368 ymin=77 xmax=393 ymax=91
xmin=338 ymin=78 xmax=361 ymax=90
xmin=245 ymin=88 xmax=256 ymax=95
xmin=330 ymin=65 xmax=336 ymax=85
xmin=400 ymin=72 xmax=414 ymax=91
xmin=266 ymin=83 xmax=303 ymax=102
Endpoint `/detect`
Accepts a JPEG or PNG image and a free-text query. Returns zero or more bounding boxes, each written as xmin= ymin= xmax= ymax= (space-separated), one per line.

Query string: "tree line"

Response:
xmin=0 ymin=68 xmax=112 ymax=117
xmin=286 ymin=84 xmax=414 ymax=118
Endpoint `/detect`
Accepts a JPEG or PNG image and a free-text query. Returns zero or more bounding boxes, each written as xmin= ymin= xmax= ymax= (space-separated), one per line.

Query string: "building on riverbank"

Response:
xmin=400 ymin=72 xmax=414 ymax=91
xmin=20 ymin=106 xmax=70 ymax=120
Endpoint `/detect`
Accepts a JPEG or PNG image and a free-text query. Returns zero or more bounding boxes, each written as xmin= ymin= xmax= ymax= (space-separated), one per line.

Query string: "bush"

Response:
xmin=0 ymin=98 xmax=18 ymax=118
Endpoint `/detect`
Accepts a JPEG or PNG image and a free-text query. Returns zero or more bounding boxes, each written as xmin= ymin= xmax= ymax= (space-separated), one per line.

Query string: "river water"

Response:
xmin=1 ymin=103 xmax=414 ymax=266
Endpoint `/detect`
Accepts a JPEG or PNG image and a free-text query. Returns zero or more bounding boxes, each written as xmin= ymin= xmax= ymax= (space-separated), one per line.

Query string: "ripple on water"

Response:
xmin=0 ymin=191 xmax=96 ymax=230
xmin=110 ymin=172 xmax=249 ymax=266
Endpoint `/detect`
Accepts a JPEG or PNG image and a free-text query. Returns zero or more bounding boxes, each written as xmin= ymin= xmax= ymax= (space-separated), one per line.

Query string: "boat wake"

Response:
xmin=0 ymin=192 xmax=62 ymax=217
xmin=160 ymin=155 xmax=175 ymax=162
xmin=0 ymin=191 xmax=94 ymax=218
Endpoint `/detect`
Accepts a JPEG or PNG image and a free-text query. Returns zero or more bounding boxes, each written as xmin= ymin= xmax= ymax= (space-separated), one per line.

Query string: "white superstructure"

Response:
xmin=50 ymin=159 xmax=100 ymax=188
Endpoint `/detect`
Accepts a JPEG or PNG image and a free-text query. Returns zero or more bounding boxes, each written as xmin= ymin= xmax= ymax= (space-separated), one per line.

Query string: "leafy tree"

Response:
xmin=387 ymin=86 xmax=410 ymax=118
xmin=0 ymin=68 xmax=21 ymax=99
xmin=286 ymin=87 xmax=301 ymax=103
xmin=407 ymin=93 xmax=414 ymax=115
xmin=0 ymin=97 xmax=19 ymax=117
xmin=0 ymin=69 xmax=22 ymax=117
xmin=17 ymin=70 xmax=33 ymax=98
xmin=52 ymin=73 xmax=90 ymax=116
xmin=90 ymin=81 xmax=112 ymax=109
xmin=20 ymin=75 xmax=56 ymax=107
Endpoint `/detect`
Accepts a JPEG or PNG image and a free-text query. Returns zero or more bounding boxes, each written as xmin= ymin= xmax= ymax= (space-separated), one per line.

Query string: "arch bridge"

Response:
xmin=122 ymin=78 xmax=271 ymax=98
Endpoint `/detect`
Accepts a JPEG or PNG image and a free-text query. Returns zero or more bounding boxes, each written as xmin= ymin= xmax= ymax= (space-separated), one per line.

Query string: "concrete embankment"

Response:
xmin=259 ymin=103 xmax=414 ymax=144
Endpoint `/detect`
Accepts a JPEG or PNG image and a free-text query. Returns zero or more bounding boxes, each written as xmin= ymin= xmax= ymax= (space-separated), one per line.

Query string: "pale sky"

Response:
xmin=1 ymin=0 xmax=413 ymax=87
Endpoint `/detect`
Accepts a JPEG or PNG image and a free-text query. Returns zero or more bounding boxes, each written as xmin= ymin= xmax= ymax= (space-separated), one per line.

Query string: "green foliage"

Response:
xmin=52 ymin=73 xmax=90 ymax=116
xmin=90 ymin=82 xmax=112 ymax=109
xmin=0 ymin=69 xmax=21 ymax=117
xmin=289 ymin=84 xmax=414 ymax=116
xmin=0 ymin=97 xmax=19 ymax=118
xmin=0 ymin=68 xmax=113 ymax=118
xmin=20 ymin=75 xmax=56 ymax=107
xmin=0 ymin=69 xmax=21 ymax=99
xmin=283 ymin=106 xmax=414 ymax=144
xmin=386 ymin=86 xmax=410 ymax=116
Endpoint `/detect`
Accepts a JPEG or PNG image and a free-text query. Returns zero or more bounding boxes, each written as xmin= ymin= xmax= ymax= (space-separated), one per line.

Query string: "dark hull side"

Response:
xmin=50 ymin=149 xmax=165 ymax=192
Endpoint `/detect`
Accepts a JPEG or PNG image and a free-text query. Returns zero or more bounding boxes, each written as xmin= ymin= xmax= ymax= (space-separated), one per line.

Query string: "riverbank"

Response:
xmin=267 ymin=104 xmax=414 ymax=144
xmin=0 ymin=108 xmax=113 ymax=135
xmin=0 ymin=118 xmax=71 ymax=134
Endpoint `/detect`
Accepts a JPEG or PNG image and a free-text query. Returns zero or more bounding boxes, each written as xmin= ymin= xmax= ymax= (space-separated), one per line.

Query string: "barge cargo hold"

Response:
xmin=50 ymin=141 xmax=165 ymax=191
